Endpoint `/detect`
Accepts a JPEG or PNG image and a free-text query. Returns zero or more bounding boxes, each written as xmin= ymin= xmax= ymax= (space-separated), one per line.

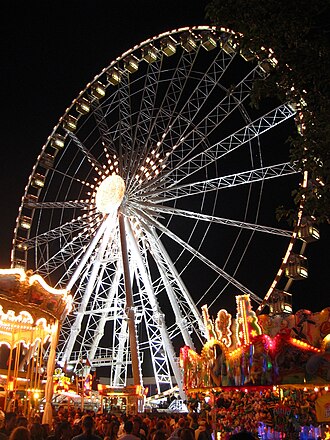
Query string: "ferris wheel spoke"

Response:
xmin=67 ymin=131 xmax=103 ymax=170
xmin=136 ymin=64 xmax=265 ymax=195
xmin=115 ymin=73 xmax=134 ymax=176
xmin=140 ymin=102 xmax=296 ymax=196
xmin=126 ymin=60 xmax=165 ymax=189
xmin=135 ymin=206 xmax=262 ymax=303
xmin=136 ymin=202 xmax=292 ymax=238
xmin=141 ymin=161 xmax=299 ymax=201
xmin=66 ymin=212 xmax=117 ymax=290
xmin=23 ymin=199 xmax=90 ymax=209
xmin=91 ymin=102 xmax=118 ymax=157
xmin=18 ymin=217 xmax=90 ymax=250
xmin=36 ymin=237 xmax=87 ymax=281
xmin=127 ymin=48 xmax=200 ymax=194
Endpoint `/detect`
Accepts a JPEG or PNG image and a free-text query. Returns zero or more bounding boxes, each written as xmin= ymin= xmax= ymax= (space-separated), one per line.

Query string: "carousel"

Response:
xmin=0 ymin=268 xmax=72 ymax=424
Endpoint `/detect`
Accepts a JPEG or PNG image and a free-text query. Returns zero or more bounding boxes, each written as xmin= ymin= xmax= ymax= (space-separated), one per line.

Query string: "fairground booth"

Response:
xmin=0 ymin=268 xmax=72 ymax=424
xmin=180 ymin=295 xmax=330 ymax=438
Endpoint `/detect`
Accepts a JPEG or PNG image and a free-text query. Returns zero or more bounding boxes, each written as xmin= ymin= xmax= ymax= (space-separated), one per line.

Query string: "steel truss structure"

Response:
xmin=12 ymin=26 xmax=301 ymax=396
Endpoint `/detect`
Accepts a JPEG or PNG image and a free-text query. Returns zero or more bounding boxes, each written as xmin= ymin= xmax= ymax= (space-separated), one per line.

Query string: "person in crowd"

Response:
xmin=132 ymin=418 xmax=146 ymax=440
xmin=29 ymin=423 xmax=45 ymax=440
xmin=119 ymin=421 xmax=139 ymax=440
xmin=72 ymin=415 xmax=102 ymax=440
xmin=151 ymin=431 xmax=167 ymax=440
xmin=196 ymin=422 xmax=212 ymax=440
xmin=9 ymin=427 xmax=30 ymax=440
xmin=104 ymin=421 xmax=120 ymax=440
xmin=16 ymin=418 xmax=28 ymax=429
xmin=193 ymin=420 xmax=206 ymax=440
xmin=51 ymin=422 xmax=73 ymax=440
xmin=178 ymin=429 xmax=194 ymax=440
xmin=0 ymin=413 xmax=17 ymax=439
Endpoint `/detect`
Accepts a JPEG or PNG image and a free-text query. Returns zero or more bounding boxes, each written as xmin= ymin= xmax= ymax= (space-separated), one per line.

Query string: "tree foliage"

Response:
xmin=206 ymin=0 xmax=330 ymax=224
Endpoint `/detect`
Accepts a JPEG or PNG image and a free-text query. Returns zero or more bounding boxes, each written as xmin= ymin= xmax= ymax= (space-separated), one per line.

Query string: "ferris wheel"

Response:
xmin=12 ymin=26 xmax=304 ymax=394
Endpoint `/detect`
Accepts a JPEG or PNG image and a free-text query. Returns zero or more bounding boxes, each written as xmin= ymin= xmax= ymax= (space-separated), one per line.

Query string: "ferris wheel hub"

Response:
xmin=95 ymin=174 xmax=126 ymax=214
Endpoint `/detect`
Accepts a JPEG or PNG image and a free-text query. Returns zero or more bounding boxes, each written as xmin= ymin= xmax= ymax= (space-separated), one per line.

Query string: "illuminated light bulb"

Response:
xmin=95 ymin=174 xmax=126 ymax=214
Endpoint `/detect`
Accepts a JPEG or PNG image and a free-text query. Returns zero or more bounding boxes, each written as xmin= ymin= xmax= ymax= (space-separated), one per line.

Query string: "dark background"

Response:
xmin=1 ymin=1 xmax=329 ymax=317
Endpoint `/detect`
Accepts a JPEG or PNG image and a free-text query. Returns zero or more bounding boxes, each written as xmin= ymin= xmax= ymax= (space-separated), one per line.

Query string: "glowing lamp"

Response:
xmin=222 ymin=36 xmax=238 ymax=54
xmin=13 ymin=259 xmax=26 ymax=269
xmin=76 ymin=97 xmax=91 ymax=115
xmin=180 ymin=32 xmax=197 ymax=52
xmin=50 ymin=133 xmax=65 ymax=149
xmin=91 ymin=81 xmax=106 ymax=99
xmin=31 ymin=173 xmax=45 ymax=188
xmin=141 ymin=44 xmax=158 ymax=63
xmin=201 ymin=32 xmax=217 ymax=51
xmin=15 ymin=238 xmax=28 ymax=251
xmin=63 ymin=115 xmax=77 ymax=132
xmin=285 ymin=253 xmax=308 ymax=280
xmin=107 ymin=67 xmax=122 ymax=85
xmin=95 ymin=174 xmax=126 ymax=214
xmin=124 ymin=55 xmax=139 ymax=73
xmin=19 ymin=216 xmax=32 ymax=230
xmin=259 ymin=57 xmax=278 ymax=74
xmin=160 ymin=36 xmax=177 ymax=56
xmin=298 ymin=217 xmax=320 ymax=243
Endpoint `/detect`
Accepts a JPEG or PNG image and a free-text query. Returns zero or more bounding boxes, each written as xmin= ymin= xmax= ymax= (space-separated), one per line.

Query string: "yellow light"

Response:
xmin=95 ymin=174 xmax=126 ymax=214
xmin=50 ymin=133 xmax=65 ymax=149
xmin=160 ymin=36 xmax=177 ymax=56
xmin=76 ymin=97 xmax=91 ymax=115
xmin=124 ymin=55 xmax=139 ymax=73
xmin=63 ymin=115 xmax=77 ymax=132
xmin=91 ymin=81 xmax=106 ymax=99
xmin=107 ymin=67 xmax=122 ymax=85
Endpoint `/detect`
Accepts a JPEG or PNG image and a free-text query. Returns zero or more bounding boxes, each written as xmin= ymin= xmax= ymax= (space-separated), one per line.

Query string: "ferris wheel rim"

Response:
xmin=11 ymin=25 xmax=308 ymax=391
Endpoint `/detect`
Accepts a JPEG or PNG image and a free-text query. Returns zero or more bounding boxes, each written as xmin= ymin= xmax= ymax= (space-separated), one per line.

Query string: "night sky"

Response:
xmin=1 ymin=1 xmax=329 ymax=319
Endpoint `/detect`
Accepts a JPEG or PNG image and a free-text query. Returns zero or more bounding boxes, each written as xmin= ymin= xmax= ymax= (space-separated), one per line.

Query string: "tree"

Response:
xmin=206 ymin=0 xmax=330 ymax=224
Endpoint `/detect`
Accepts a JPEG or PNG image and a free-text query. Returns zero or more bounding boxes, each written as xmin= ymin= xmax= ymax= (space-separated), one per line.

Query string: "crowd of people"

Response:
xmin=0 ymin=387 xmax=328 ymax=440
xmin=0 ymin=407 xmax=259 ymax=440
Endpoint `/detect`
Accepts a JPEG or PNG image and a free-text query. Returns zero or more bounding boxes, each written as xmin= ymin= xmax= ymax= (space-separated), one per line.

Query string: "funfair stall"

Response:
xmin=180 ymin=295 xmax=330 ymax=438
